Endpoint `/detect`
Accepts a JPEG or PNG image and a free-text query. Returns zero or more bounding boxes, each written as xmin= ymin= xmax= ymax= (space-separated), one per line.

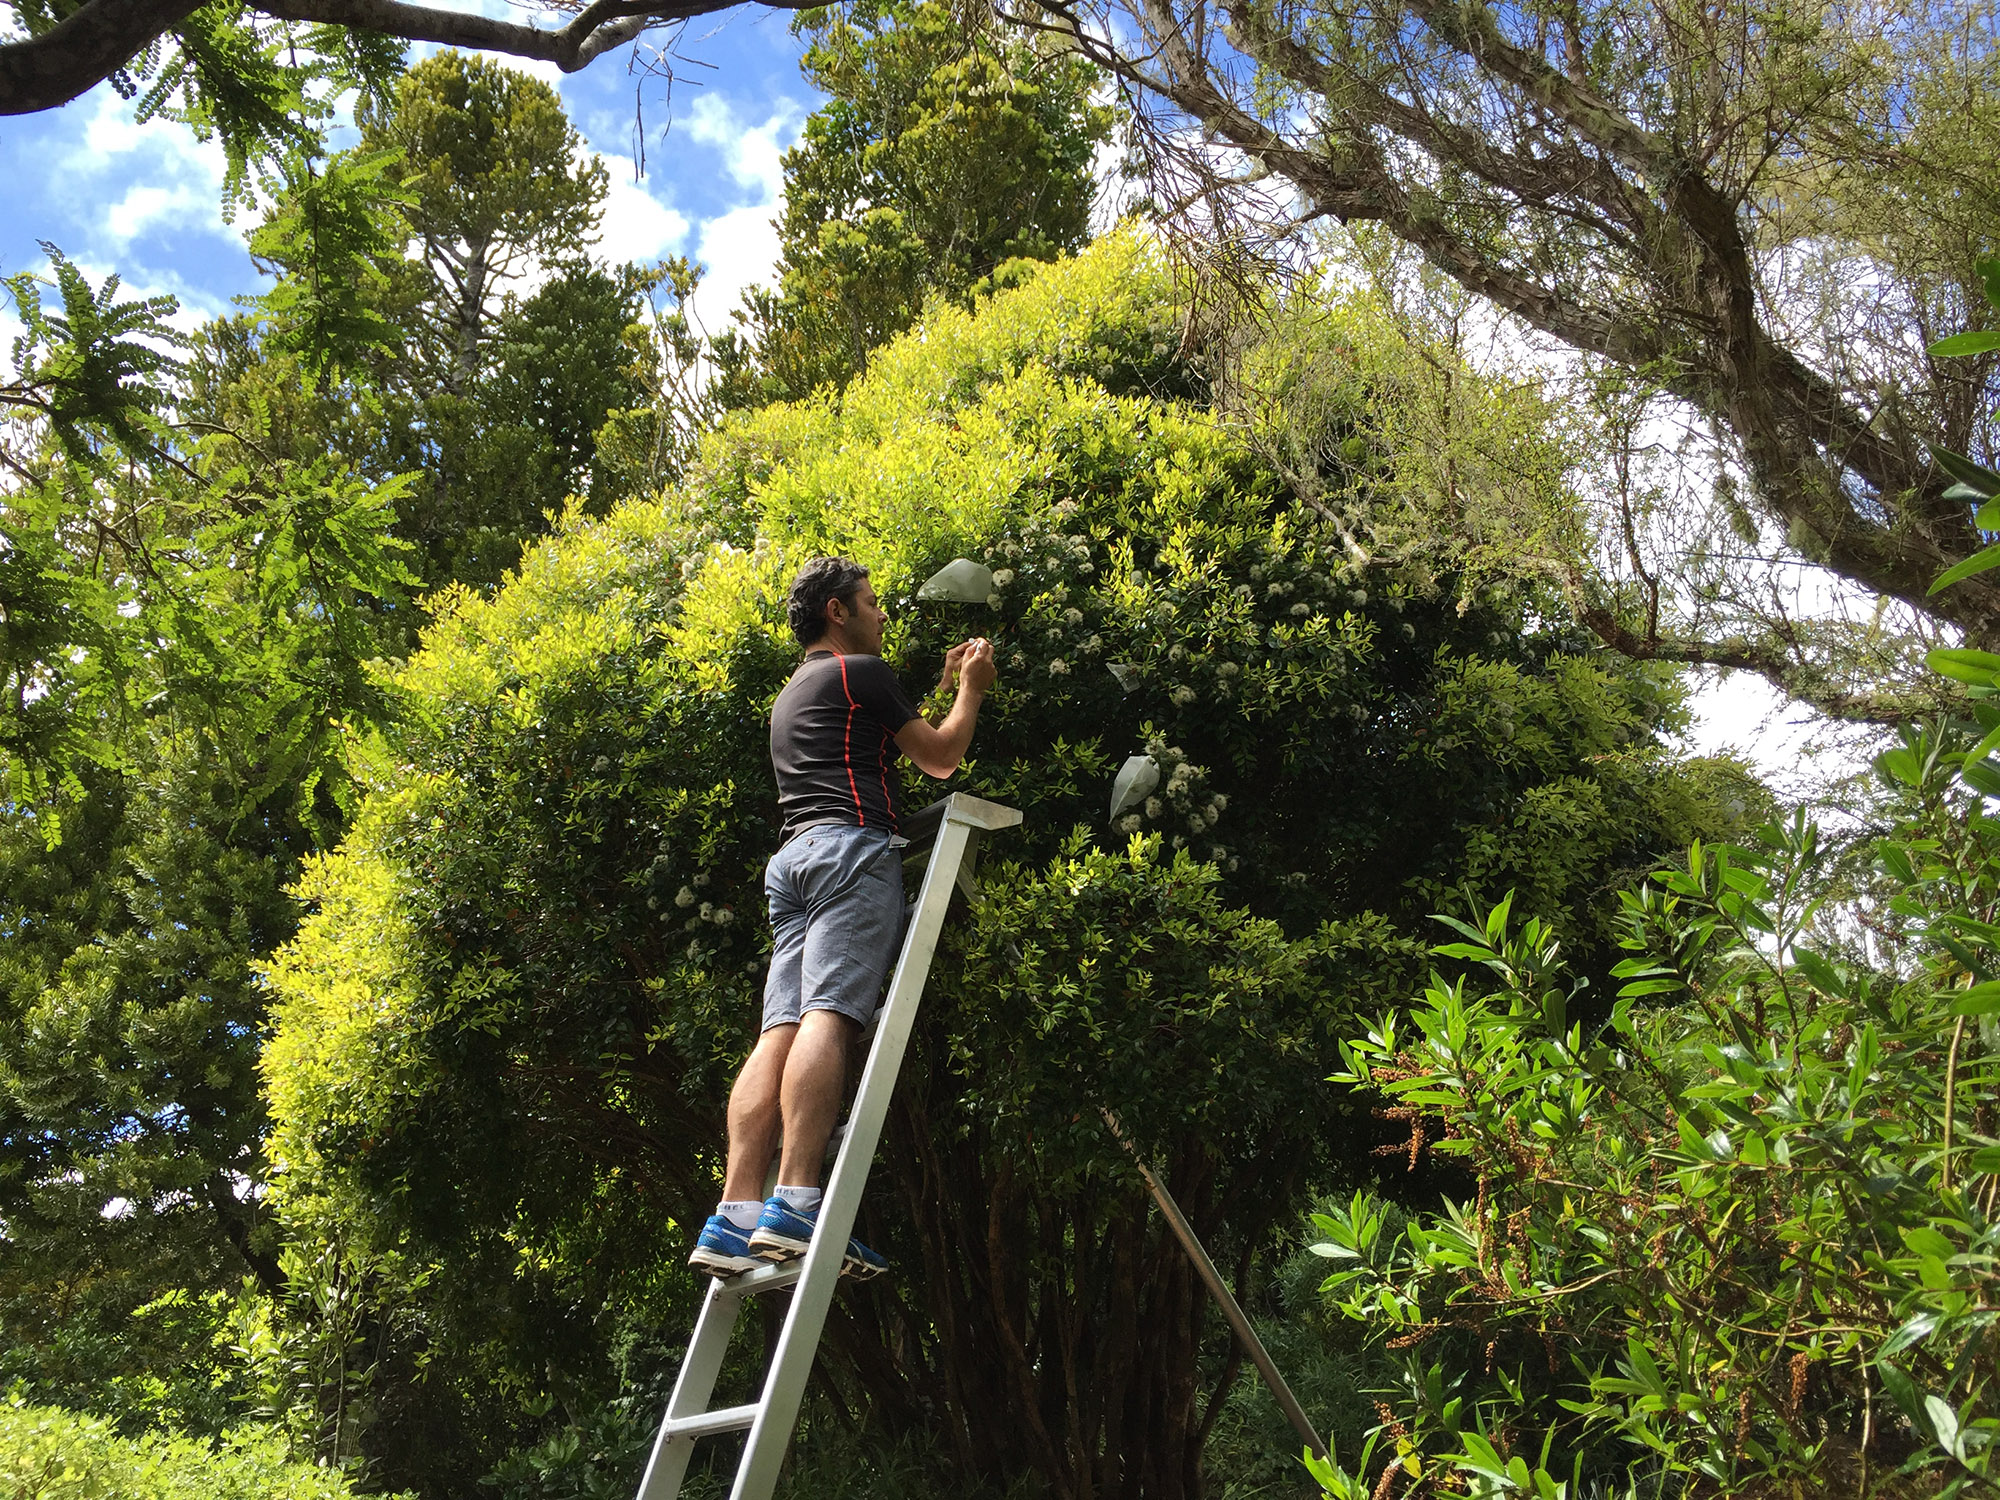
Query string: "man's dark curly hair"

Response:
xmin=787 ymin=557 xmax=871 ymax=646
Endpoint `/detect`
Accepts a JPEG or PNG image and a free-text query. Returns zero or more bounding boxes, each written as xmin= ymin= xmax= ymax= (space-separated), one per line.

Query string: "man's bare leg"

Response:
xmin=774 ymin=1008 xmax=857 ymax=1189
xmin=721 ymin=1023 xmax=794 ymax=1203
xmin=712 ymin=1008 xmax=884 ymax=1276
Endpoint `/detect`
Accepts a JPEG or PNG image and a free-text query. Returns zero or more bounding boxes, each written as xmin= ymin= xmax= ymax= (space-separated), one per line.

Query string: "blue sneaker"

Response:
xmin=747 ymin=1197 xmax=889 ymax=1281
xmin=687 ymin=1214 xmax=760 ymax=1278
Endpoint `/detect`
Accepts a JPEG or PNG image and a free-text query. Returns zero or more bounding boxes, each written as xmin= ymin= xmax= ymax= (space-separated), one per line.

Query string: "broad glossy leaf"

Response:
xmin=1935 ymin=544 xmax=2000 ymax=592
xmin=1926 ymin=647 xmax=2000 ymax=683
xmin=1951 ymin=981 xmax=2000 ymax=1016
xmin=1881 ymin=1314 xmax=1938 ymax=1356
xmin=1929 ymin=331 xmax=2000 ymax=357
xmin=1933 ymin=446 xmax=2000 ymax=496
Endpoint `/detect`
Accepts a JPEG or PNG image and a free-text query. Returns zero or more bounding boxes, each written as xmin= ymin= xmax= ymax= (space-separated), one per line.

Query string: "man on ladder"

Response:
xmin=687 ymin=556 xmax=998 ymax=1281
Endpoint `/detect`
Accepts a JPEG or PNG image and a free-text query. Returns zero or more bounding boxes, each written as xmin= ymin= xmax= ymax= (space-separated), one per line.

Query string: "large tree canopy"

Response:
xmin=0 ymin=48 xmax=653 ymax=1447
xmin=259 ymin=230 xmax=1756 ymax=1498
xmin=1035 ymin=0 xmax=2000 ymax=721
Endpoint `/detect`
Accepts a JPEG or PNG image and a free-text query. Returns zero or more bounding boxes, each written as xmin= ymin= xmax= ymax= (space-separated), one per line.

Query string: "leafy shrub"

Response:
xmin=0 ymin=1400 xmax=402 ymax=1499
xmin=1313 ymin=733 xmax=2000 ymax=1497
xmin=261 ymin=229 xmax=1752 ymax=1497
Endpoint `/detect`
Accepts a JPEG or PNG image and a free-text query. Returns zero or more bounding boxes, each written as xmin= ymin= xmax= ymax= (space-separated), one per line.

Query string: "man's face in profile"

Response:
xmin=835 ymin=581 xmax=888 ymax=655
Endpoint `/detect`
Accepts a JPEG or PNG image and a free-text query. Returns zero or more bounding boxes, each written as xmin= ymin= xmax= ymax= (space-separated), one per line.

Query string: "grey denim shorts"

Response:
xmin=761 ymin=824 xmax=906 ymax=1031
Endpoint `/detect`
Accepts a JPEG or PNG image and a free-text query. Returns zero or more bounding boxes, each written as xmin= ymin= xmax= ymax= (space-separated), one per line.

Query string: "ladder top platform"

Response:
xmin=900 ymin=793 xmax=1023 ymax=844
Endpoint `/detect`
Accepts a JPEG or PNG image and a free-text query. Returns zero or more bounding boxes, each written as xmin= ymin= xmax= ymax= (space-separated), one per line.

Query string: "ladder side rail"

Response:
xmin=635 ymin=1277 xmax=747 ymax=1500
xmin=726 ymin=816 xmax=978 ymax=1500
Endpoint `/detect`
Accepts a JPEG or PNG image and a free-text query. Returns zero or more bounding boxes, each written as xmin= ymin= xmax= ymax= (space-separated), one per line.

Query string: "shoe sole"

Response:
xmin=688 ymin=1247 xmax=762 ymax=1277
xmin=748 ymin=1229 xmax=811 ymax=1262
xmin=746 ymin=1231 xmax=889 ymax=1282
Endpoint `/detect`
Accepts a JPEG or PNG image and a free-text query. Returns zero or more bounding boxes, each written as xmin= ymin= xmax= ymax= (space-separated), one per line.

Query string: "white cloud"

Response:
xmin=684 ymin=94 xmax=798 ymax=203
xmin=104 ymin=181 xmax=218 ymax=248
xmin=667 ymin=95 xmax=804 ymax=334
xmin=595 ymin=154 xmax=691 ymax=266
xmin=687 ymin=202 xmax=782 ymax=334
xmin=51 ymin=91 xmax=234 ymax=255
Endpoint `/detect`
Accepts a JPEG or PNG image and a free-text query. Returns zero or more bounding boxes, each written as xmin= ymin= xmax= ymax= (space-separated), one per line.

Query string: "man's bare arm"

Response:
xmin=896 ymin=639 xmax=997 ymax=778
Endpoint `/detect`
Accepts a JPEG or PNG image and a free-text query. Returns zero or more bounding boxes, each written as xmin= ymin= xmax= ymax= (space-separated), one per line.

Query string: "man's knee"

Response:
xmin=798 ymin=1006 xmax=858 ymax=1037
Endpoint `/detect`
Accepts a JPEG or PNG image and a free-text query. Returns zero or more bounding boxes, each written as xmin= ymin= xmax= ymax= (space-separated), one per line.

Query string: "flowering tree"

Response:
xmin=260 ymin=232 xmax=1754 ymax=1497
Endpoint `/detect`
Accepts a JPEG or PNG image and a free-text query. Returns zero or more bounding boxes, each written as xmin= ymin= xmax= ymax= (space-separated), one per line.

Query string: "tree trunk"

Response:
xmin=825 ymin=1033 xmax=1251 ymax=1500
xmin=452 ymin=237 xmax=493 ymax=397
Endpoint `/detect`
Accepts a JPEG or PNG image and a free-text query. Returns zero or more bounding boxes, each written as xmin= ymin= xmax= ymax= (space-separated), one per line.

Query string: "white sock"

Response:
xmin=775 ymin=1184 xmax=822 ymax=1214
xmin=717 ymin=1199 xmax=763 ymax=1230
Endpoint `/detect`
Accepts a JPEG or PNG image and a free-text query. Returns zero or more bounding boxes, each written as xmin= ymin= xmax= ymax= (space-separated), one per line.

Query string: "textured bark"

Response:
xmin=0 ymin=0 xmax=207 ymax=115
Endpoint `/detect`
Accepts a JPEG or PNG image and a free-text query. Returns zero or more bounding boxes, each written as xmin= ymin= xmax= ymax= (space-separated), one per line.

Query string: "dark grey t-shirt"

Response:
xmin=770 ymin=652 xmax=921 ymax=842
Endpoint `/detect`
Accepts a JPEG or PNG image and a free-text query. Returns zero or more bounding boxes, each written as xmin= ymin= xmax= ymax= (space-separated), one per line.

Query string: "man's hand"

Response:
xmin=959 ymin=637 xmax=997 ymax=695
xmin=900 ymin=637 xmax=998 ymax=778
xmin=937 ymin=638 xmax=998 ymax=697
xmin=937 ymin=641 xmax=971 ymax=696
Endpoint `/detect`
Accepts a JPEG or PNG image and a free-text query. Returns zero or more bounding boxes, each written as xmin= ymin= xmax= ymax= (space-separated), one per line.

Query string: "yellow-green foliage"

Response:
xmin=262 ymin=229 xmax=1198 ymax=1216
xmin=0 ymin=1402 xmax=400 ymax=1500
xmin=263 ymin=221 xmax=1749 ymax=1236
xmin=258 ymin=229 xmax=1755 ymax=1490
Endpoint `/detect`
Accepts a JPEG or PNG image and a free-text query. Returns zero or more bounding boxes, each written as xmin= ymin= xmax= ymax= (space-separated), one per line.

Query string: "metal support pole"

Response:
xmin=1104 ymin=1111 xmax=1329 ymax=1462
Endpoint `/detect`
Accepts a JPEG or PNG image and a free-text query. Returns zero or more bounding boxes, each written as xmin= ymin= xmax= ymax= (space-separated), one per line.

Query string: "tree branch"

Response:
xmin=0 ymin=0 xmax=206 ymax=115
xmin=0 ymin=0 xmax=813 ymax=117
xmin=1393 ymin=0 xmax=1671 ymax=177
xmin=1570 ymin=591 xmax=1949 ymax=724
xmin=1069 ymin=0 xmax=2000 ymax=652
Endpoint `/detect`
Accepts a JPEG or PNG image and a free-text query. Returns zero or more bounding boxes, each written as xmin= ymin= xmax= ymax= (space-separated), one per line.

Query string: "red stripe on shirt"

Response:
xmin=834 ymin=655 xmax=866 ymax=825
xmin=878 ymin=726 xmax=897 ymax=832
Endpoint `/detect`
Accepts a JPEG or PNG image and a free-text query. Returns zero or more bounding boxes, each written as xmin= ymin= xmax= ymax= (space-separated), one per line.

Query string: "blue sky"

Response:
xmin=0 ymin=10 xmax=824 ymax=344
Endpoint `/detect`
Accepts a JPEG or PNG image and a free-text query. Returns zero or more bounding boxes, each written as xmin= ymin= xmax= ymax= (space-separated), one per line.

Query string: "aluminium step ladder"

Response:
xmin=634 ymin=792 xmax=1023 ymax=1500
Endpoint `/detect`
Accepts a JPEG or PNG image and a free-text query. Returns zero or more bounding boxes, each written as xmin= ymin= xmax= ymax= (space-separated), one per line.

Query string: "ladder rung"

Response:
xmin=658 ymin=1403 xmax=761 ymax=1441
xmin=719 ymin=1260 xmax=802 ymax=1294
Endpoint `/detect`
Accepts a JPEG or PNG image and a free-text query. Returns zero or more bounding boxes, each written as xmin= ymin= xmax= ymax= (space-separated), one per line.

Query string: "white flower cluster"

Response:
xmin=1127 ymin=738 xmax=1233 ymax=867
xmin=668 ymin=870 xmax=730 ymax=932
